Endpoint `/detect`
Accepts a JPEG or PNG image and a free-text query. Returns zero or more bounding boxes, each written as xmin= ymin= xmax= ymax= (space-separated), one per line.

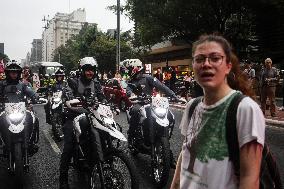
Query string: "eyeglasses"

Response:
xmin=193 ymin=54 xmax=224 ymax=66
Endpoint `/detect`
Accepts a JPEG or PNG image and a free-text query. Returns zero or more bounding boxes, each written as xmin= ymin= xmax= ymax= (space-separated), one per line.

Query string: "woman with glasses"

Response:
xmin=170 ymin=34 xmax=265 ymax=189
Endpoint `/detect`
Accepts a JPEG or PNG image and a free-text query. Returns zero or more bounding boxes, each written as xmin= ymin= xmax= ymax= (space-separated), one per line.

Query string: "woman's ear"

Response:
xmin=225 ymin=62 xmax=232 ymax=75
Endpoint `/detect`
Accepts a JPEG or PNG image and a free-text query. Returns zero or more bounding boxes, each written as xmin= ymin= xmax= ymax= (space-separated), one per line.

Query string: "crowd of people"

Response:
xmin=0 ymin=34 xmax=282 ymax=189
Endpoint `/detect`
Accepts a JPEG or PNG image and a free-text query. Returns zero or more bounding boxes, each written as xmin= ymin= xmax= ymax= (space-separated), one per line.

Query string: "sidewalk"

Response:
xmin=170 ymin=103 xmax=284 ymax=128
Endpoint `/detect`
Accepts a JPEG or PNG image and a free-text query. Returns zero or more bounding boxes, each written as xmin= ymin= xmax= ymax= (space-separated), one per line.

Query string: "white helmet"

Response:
xmin=79 ymin=57 xmax=98 ymax=68
xmin=5 ymin=60 xmax=22 ymax=71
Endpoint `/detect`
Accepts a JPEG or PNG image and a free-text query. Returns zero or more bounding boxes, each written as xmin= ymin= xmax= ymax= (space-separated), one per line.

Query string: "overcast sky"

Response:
xmin=0 ymin=0 xmax=134 ymax=61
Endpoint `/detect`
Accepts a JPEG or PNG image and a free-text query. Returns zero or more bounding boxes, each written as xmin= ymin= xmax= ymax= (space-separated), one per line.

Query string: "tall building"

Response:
xmin=42 ymin=8 xmax=94 ymax=61
xmin=30 ymin=39 xmax=42 ymax=62
xmin=0 ymin=43 xmax=4 ymax=54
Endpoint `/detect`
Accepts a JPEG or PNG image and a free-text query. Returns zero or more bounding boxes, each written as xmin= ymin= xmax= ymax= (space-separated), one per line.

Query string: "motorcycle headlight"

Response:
xmin=153 ymin=107 xmax=167 ymax=118
xmin=53 ymin=98 xmax=61 ymax=104
xmin=8 ymin=113 xmax=25 ymax=124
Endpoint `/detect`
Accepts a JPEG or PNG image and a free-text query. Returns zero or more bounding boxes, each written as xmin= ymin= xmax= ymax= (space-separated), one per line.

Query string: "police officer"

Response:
xmin=59 ymin=57 xmax=105 ymax=189
xmin=44 ymin=69 xmax=67 ymax=124
xmin=126 ymin=67 xmax=179 ymax=167
xmin=0 ymin=60 xmax=39 ymax=155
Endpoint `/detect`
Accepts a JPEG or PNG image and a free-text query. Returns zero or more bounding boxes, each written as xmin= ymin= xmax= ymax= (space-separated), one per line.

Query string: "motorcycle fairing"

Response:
xmin=150 ymin=97 xmax=170 ymax=127
xmin=96 ymin=104 xmax=113 ymax=119
xmin=151 ymin=111 xmax=169 ymax=127
xmin=91 ymin=107 xmax=127 ymax=141
xmin=73 ymin=113 xmax=85 ymax=142
xmin=26 ymin=110 xmax=35 ymax=124
xmin=5 ymin=102 xmax=26 ymax=133
xmin=51 ymin=91 xmax=63 ymax=109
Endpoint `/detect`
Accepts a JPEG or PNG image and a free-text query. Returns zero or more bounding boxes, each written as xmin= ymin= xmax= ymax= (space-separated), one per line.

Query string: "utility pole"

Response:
xmin=116 ymin=0 xmax=121 ymax=72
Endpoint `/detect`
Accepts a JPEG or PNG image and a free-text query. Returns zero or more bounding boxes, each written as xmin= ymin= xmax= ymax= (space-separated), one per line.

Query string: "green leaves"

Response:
xmin=0 ymin=53 xmax=10 ymax=63
xmin=53 ymin=25 xmax=137 ymax=74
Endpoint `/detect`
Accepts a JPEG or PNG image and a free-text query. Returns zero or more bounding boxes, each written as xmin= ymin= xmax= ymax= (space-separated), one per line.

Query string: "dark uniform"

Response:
xmin=0 ymin=63 xmax=39 ymax=155
xmin=59 ymin=76 xmax=105 ymax=188
xmin=44 ymin=80 xmax=68 ymax=124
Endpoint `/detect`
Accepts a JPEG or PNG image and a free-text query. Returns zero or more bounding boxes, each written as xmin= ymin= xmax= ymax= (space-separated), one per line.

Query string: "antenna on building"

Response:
xmin=42 ymin=15 xmax=50 ymax=29
xmin=69 ymin=0 xmax=71 ymax=13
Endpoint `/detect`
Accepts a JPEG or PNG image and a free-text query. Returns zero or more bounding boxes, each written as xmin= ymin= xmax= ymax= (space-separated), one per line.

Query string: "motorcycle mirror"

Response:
xmin=83 ymin=88 xmax=92 ymax=96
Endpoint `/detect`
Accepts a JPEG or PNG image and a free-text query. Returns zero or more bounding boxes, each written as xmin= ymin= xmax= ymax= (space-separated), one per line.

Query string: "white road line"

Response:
xmin=42 ymin=129 xmax=62 ymax=155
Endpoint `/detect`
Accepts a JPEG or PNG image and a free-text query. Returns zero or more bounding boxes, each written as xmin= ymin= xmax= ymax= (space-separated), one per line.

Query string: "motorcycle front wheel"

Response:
xmin=89 ymin=149 xmax=139 ymax=189
xmin=152 ymin=137 xmax=171 ymax=189
xmin=51 ymin=112 xmax=64 ymax=141
xmin=13 ymin=143 xmax=24 ymax=187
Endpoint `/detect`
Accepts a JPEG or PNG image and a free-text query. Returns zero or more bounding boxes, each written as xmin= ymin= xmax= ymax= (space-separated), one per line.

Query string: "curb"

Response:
xmin=170 ymin=104 xmax=284 ymax=128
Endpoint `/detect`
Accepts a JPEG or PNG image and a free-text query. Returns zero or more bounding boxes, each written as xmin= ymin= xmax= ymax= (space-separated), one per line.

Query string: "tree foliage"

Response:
xmin=0 ymin=53 xmax=10 ymax=63
xmin=53 ymin=25 xmax=138 ymax=74
xmin=123 ymin=0 xmax=284 ymax=61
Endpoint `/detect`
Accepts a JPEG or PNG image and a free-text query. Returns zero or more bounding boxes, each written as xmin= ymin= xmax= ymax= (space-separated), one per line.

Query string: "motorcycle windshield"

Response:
xmin=53 ymin=91 xmax=62 ymax=98
xmin=5 ymin=102 xmax=26 ymax=123
xmin=151 ymin=97 xmax=169 ymax=109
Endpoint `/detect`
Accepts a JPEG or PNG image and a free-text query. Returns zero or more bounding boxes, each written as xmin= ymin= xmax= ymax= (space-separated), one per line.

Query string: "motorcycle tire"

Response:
xmin=152 ymin=137 xmax=171 ymax=189
xmin=119 ymin=99 xmax=127 ymax=112
xmin=51 ymin=113 xmax=64 ymax=141
xmin=88 ymin=149 xmax=140 ymax=189
xmin=13 ymin=143 xmax=24 ymax=187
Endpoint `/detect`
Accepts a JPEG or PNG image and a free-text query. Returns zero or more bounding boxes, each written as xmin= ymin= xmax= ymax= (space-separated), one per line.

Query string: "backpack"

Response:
xmin=188 ymin=93 xmax=282 ymax=189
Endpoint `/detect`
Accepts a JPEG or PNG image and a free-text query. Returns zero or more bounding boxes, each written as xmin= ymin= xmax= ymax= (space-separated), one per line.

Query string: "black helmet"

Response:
xmin=5 ymin=60 xmax=22 ymax=82
xmin=5 ymin=60 xmax=22 ymax=72
xmin=55 ymin=69 xmax=65 ymax=76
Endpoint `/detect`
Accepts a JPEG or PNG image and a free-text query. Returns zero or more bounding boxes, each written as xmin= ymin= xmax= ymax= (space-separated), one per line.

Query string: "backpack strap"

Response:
xmin=188 ymin=97 xmax=202 ymax=120
xmin=225 ymin=93 xmax=245 ymax=178
xmin=186 ymin=96 xmax=202 ymax=143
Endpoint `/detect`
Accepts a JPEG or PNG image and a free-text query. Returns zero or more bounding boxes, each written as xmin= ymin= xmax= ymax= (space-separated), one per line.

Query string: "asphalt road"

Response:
xmin=0 ymin=105 xmax=283 ymax=189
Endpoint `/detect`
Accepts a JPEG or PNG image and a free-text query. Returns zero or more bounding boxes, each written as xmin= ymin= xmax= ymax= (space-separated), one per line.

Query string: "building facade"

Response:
xmin=0 ymin=43 xmax=4 ymax=54
xmin=30 ymin=39 xmax=42 ymax=62
xmin=144 ymin=41 xmax=192 ymax=79
xmin=42 ymin=8 xmax=93 ymax=61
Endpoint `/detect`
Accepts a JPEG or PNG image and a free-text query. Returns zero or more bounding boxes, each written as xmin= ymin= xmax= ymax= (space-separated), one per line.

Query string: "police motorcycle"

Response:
xmin=126 ymin=83 xmax=183 ymax=188
xmin=66 ymin=88 xmax=139 ymax=189
xmin=0 ymin=85 xmax=47 ymax=185
xmin=49 ymin=89 xmax=64 ymax=141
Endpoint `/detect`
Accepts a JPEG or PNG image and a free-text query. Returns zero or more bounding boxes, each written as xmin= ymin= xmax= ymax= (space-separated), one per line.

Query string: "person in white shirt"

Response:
xmin=170 ymin=34 xmax=265 ymax=189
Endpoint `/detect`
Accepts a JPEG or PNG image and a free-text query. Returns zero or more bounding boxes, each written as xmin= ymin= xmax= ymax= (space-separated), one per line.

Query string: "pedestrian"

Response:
xmin=170 ymin=67 xmax=177 ymax=92
xmin=114 ymin=69 xmax=122 ymax=80
xmin=170 ymin=34 xmax=265 ymax=189
xmin=260 ymin=58 xmax=279 ymax=117
xmin=243 ymin=62 xmax=257 ymax=99
xmin=281 ymin=70 xmax=284 ymax=111
xmin=154 ymin=68 xmax=163 ymax=82
xmin=107 ymin=70 xmax=113 ymax=79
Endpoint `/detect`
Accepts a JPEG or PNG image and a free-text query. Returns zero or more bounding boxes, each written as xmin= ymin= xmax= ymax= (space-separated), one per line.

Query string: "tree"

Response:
xmin=53 ymin=25 xmax=138 ymax=74
xmin=0 ymin=53 xmax=10 ymax=63
xmin=123 ymin=0 xmax=277 ymax=61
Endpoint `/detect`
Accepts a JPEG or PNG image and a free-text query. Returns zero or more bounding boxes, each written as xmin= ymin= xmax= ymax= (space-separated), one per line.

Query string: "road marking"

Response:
xmin=42 ymin=129 xmax=62 ymax=155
